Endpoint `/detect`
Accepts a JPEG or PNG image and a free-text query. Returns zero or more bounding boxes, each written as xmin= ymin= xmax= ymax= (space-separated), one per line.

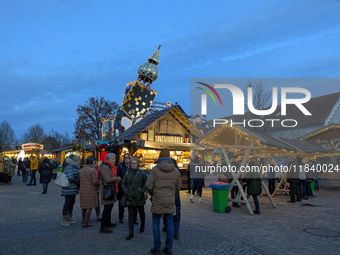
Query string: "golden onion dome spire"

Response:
xmin=148 ymin=45 xmax=161 ymax=65
xmin=137 ymin=45 xmax=161 ymax=86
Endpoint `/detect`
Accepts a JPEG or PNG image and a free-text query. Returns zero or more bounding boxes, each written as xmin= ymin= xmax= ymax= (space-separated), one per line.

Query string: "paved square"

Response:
xmin=1 ymin=175 xmax=339 ymax=255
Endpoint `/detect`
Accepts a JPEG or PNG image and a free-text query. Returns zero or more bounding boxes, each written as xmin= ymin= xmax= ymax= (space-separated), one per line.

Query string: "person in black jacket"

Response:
xmin=117 ymin=153 xmax=131 ymax=223
xmin=163 ymin=158 xmax=181 ymax=239
xmin=24 ymin=157 xmax=31 ymax=180
xmin=18 ymin=158 xmax=27 ymax=183
xmin=38 ymin=157 xmax=53 ymax=194
xmin=186 ymin=164 xmax=191 ymax=194
xmin=287 ymin=156 xmax=301 ymax=203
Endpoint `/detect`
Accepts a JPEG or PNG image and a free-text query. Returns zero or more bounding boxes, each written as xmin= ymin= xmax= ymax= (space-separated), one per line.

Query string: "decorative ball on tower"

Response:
xmin=137 ymin=45 xmax=161 ymax=87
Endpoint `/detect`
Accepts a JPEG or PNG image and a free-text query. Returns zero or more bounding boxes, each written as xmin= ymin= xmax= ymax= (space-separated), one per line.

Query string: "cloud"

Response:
xmin=1 ymin=0 xmax=339 ymax=138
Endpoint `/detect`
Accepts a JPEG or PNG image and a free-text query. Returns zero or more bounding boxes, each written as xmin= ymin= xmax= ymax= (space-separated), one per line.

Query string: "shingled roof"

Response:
xmin=209 ymin=91 xmax=340 ymax=130
xmin=197 ymin=123 xmax=331 ymax=154
xmin=109 ymin=105 xmax=201 ymax=146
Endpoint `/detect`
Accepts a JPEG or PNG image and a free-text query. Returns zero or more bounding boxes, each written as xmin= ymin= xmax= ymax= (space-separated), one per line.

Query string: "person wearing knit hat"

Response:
xmin=72 ymin=155 xmax=81 ymax=162
xmin=159 ymin=149 xmax=170 ymax=159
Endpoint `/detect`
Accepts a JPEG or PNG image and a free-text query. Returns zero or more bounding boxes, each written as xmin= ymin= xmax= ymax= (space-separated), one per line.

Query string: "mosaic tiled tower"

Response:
xmin=113 ymin=46 xmax=160 ymax=132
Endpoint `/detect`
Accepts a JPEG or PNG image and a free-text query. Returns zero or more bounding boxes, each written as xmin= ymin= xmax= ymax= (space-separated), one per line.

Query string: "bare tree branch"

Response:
xmin=0 ymin=120 xmax=16 ymax=152
xmin=74 ymin=97 xmax=119 ymax=140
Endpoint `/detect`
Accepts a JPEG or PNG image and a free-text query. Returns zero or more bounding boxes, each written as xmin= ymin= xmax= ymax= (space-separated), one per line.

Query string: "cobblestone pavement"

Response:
xmin=1 ymin=175 xmax=340 ymax=255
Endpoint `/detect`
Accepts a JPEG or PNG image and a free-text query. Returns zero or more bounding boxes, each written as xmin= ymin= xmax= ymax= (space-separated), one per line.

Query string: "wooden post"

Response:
xmin=261 ymin=180 xmax=277 ymax=208
xmin=228 ymin=149 xmax=254 ymax=215
xmin=271 ymin=158 xmax=290 ymax=197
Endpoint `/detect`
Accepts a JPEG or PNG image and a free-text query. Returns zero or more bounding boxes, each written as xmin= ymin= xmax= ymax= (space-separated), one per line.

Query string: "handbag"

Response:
xmin=54 ymin=172 xmax=70 ymax=187
xmin=103 ymin=185 xmax=116 ymax=200
xmin=101 ymin=170 xmax=116 ymax=200
xmin=120 ymin=194 xmax=127 ymax=207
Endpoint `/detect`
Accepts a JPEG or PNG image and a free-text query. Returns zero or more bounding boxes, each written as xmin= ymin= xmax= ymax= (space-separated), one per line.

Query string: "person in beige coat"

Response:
xmin=99 ymin=153 xmax=121 ymax=233
xmin=79 ymin=157 xmax=101 ymax=227
xmin=5 ymin=158 xmax=16 ymax=184
xmin=146 ymin=149 xmax=182 ymax=255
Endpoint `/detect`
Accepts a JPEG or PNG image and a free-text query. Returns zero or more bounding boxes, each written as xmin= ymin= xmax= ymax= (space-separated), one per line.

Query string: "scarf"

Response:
xmin=106 ymin=161 xmax=118 ymax=192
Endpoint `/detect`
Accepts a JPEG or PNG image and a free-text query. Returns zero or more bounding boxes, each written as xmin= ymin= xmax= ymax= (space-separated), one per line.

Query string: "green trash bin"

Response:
xmin=58 ymin=166 xmax=63 ymax=173
xmin=311 ymin=181 xmax=315 ymax=192
xmin=209 ymin=182 xmax=231 ymax=213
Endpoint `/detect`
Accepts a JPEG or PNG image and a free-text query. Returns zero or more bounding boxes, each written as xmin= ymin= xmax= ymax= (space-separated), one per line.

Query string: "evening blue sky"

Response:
xmin=0 ymin=0 xmax=339 ymax=139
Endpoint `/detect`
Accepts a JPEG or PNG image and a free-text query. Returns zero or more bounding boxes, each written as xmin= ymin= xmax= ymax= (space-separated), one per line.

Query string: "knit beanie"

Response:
xmin=159 ymin=149 xmax=170 ymax=158
xmin=72 ymin=155 xmax=81 ymax=162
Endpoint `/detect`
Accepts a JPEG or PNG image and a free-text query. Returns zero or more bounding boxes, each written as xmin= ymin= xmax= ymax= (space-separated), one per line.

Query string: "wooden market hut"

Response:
xmin=302 ymin=123 xmax=340 ymax=164
xmin=107 ymin=105 xmax=203 ymax=189
xmin=51 ymin=144 xmax=94 ymax=165
xmin=196 ymin=122 xmax=331 ymax=214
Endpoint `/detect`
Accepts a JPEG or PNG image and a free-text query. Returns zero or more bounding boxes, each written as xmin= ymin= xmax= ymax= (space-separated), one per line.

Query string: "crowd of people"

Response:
xmin=0 ymin=154 xmax=59 ymax=194
xmin=2 ymin=150 xmax=324 ymax=254
xmin=57 ymin=149 xmax=181 ymax=255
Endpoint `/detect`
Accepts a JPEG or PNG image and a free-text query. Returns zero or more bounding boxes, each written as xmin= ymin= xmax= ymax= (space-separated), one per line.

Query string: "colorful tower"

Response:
xmin=113 ymin=46 xmax=161 ymax=132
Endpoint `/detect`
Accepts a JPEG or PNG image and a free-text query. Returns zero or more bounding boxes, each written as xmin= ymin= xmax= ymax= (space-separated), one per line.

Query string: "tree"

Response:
xmin=45 ymin=130 xmax=73 ymax=149
xmin=74 ymin=97 xmax=119 ymax=140
xmin=243 ymin=79 xmax=274 ymax=132
xmin=0 ymin=120 xmax=16 ymax=152
xmin=62 ymin=131 xmax=72 ymax=146
xmin=21 ymin=124 xmax=46 ymax=143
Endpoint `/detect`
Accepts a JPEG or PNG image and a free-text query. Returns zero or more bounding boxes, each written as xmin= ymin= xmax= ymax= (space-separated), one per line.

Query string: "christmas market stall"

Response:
xmin=107 ymin=104 xmax=203 ymax=189
xmin=51 ymin=143 xmax=94 ymax=165
xmin=196 ymin=122 xmax=331 ymax=215
xmin=303 ymin=123 xmax=340 ymax=164
xmin=2 ymin=143 xmax=43 ymax=159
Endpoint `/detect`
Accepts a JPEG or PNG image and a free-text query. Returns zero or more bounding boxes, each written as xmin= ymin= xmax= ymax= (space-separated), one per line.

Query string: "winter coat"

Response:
xmin=117 ymin=162 xmax=129 ymax=196
xmin=244 ymin=171 xmax=262 ymax=196
xmin=0 ymin=154 xmax=3 ymax=173
xmin=5 ymin=160 xmax=16 ymax=177
xmin=24 ymin=160 xmax=30 ymax=169
xmin=61 ymin=158 xmax=80 ymax=196
xmin=299 ymin=164 xmax=306 ymax=180
xmin=30 ymin=157 xmax=39 ymax=170
xmin=79 ymin=165 xmax=100 ymax=209
xmin=191 ymin=162 xmax=205 ymax=187
xmin=121 ymin=169 xmax=147 ymax=207
xmin=38 ymin=159 xmax=53 ymax=183
xmin=172 ymin=160 xmax=181 ymax=222
xmin=51 ymin=159 xmax=59 ymax=174
xmin=287 ymin=160 xmax=299 ymax=184
xmin=99 ymin=162 xmax=119 ymax=206
xmin=18 ymin=160 xmax=26 ymax=172
xmin=146 ymin=158 xmax=182 ymax=214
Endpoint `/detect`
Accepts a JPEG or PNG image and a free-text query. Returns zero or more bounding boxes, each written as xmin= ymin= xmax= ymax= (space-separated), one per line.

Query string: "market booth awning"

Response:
xmin=302 ymin=123 xmax=340 ymax=157
xmin=197 ymin=123 xmax=330 ymax=156
xmin=196 ymin=122 xmax=332 ymax=215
